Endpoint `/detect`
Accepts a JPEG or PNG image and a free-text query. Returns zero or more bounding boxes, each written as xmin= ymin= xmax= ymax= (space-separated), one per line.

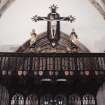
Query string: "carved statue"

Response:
xmin=69 ymin=28 xmax=78 ymax=43
xmin=30 ymin=29 xmax=37 ymax=46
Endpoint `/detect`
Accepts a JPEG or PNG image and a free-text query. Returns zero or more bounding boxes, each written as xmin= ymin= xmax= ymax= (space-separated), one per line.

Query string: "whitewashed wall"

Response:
xmin=0 ymin=0 xmax=105 ymax=52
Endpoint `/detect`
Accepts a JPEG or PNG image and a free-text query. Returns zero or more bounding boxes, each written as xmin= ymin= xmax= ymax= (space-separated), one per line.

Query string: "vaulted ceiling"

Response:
xmin=0 ymin=0 xmax=105 ymax=19
xmin=0 ymin=0 xmax=105 ymax=52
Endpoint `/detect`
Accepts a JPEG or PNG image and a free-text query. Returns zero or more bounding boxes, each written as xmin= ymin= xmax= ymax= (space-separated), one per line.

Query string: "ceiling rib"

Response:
xmin=0 ymin=0 xmax=105 ymax=20
xmin=0 ymin=0 xmax=15 ymax=17
xmin=88 ymin=0 xmax=105 ymax=19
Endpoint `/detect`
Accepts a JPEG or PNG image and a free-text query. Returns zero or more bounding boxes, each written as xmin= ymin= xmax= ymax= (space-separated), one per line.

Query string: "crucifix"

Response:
xmin=32 ymin=4 xmax=76 ymax=47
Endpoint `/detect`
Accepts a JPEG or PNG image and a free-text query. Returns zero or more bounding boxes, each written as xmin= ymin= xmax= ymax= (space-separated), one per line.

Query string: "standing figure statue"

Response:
xmin=30 ymin=29 xmax=37 ymax=46
xmin=47 ymin=5 xmax=60 ymax=46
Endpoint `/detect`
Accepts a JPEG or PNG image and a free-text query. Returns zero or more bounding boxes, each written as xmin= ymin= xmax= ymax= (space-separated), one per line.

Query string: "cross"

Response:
xmin=32 ymin=4 xmax=76 ymax=47
xmin=32 ymin=14 xmax=75 ymax=22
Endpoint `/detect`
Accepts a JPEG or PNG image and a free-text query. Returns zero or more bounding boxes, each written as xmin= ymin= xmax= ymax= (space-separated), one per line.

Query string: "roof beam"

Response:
xmin=88 ymin=0 xmax=105 ymax=19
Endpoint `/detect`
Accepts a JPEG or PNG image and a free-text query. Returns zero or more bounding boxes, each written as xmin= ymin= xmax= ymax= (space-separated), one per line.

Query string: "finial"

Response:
xmin=68 ymin=15 xmax=76 ymax=23
xmin=49 ymin=4 xmax=58 ymax=12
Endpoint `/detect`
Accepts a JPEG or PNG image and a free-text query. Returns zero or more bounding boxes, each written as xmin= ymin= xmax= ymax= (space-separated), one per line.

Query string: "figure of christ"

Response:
xmin=32 ymin=4 xmax=76 ymax=47
xmin=51 ymin=20 xmax=57 ymax=39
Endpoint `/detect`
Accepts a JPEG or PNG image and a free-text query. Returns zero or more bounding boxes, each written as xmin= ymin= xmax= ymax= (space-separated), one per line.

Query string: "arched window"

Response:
xmin=25 ymin=94 xmax=38 ymax=105
xmin=11 ymin=94 xmax=24 ymax=105
xmin=0 ymin=85 xmax=9 ymax=105
xmin=54 ymin=95 xmax=67 ymax=105
xmin=82 ymin=94 xmax=95 ymax=105
xmin=69 ymin=94 xmax=81 ymax=105
xmin=40 ymin=95 xmax=53 ymax=105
